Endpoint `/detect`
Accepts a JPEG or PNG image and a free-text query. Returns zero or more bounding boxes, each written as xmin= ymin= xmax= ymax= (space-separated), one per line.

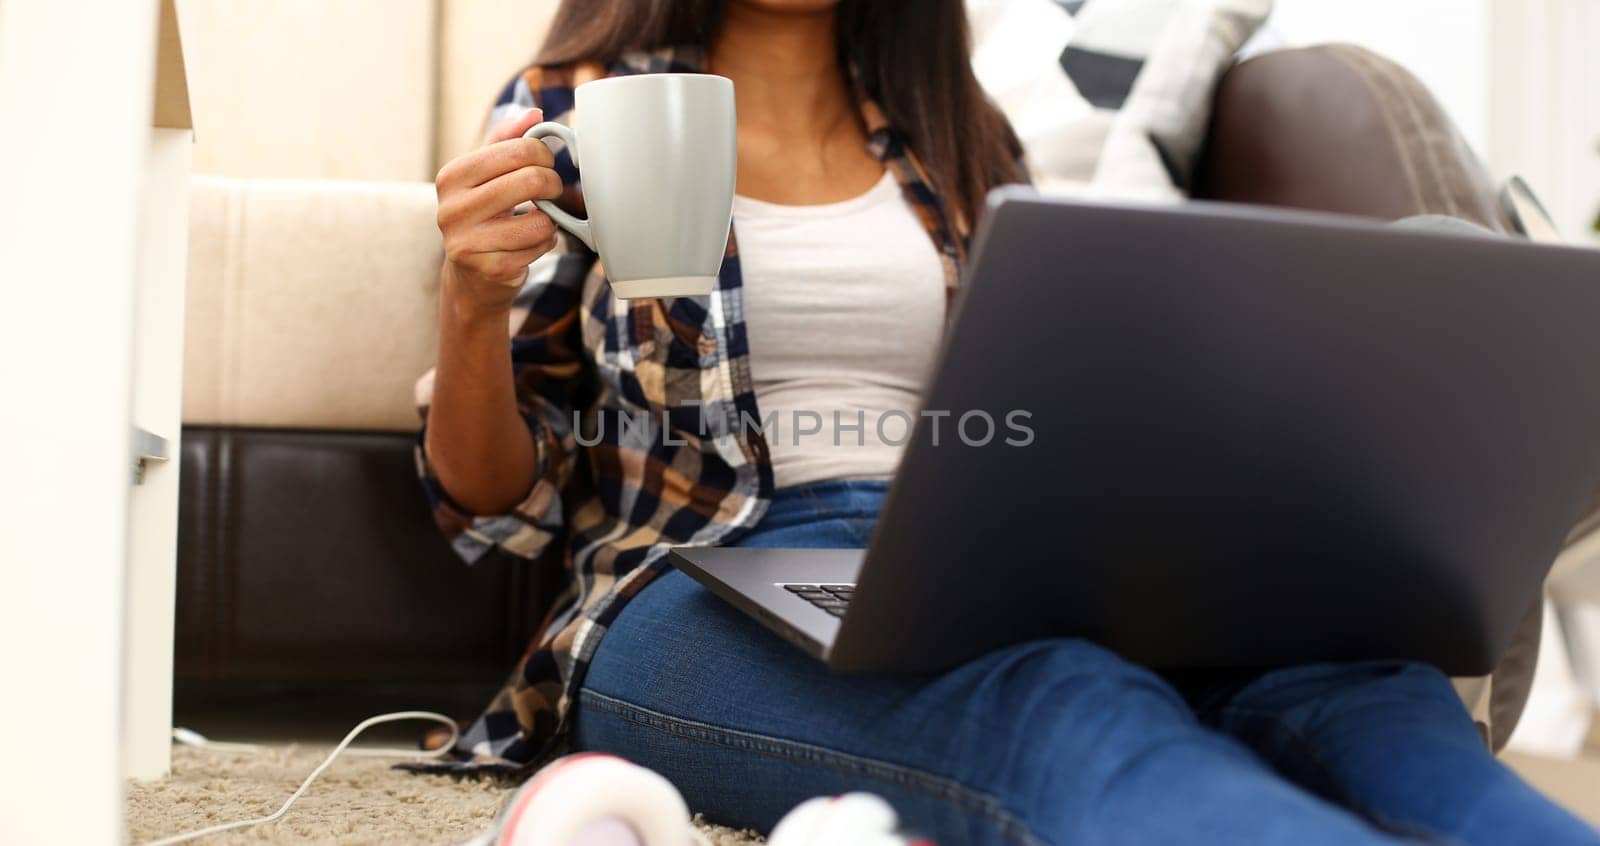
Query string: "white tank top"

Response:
xmin=736 ymin=171 xmax=948 ymax=490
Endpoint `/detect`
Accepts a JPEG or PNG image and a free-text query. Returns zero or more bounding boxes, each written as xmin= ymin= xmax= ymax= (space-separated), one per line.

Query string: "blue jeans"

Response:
xmin=573 ymin=481 xmax=1597 ymax=846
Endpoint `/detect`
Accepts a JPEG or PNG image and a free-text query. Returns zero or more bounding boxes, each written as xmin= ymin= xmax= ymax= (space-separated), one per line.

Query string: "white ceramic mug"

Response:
xmin=524 ymin=73 xmax=736 ymax=299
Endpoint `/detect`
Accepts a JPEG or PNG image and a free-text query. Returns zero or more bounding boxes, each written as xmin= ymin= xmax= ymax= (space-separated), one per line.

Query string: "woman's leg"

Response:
xmin=1198 ymin=662 xmax=1599 ymax=846
xmin=573 ymin=569 xmax=1409 ymax=846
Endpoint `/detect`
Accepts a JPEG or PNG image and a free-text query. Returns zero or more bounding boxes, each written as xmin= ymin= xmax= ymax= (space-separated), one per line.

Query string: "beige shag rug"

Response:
xmin=127 ymin=745 xmax=762 ymax=845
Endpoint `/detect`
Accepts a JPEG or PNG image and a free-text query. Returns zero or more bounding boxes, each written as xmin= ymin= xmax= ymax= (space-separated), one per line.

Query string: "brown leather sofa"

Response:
xmin=174 ymin=44 xmax=1548 ymax=741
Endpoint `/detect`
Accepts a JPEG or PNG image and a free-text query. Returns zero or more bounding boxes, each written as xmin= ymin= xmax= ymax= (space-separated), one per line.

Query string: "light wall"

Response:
xmin=1487 ymin=0 xmax=1600 ymax=245
xmin=435 ymin=0 xmax=561 ymax=167
xmin=176 ymin=0 xmax=557 ymax=182
xmin=177 ymin=0 xmax=439 ymax=182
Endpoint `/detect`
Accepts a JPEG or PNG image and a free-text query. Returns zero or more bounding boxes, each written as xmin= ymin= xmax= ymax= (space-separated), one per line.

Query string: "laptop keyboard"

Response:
xmin=783 ymin=583 xmax=855 ymax=617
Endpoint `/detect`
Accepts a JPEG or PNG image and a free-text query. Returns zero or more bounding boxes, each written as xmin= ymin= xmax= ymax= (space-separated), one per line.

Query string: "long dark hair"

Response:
xmin=535 ymin=0 xmax=1023 ymax=231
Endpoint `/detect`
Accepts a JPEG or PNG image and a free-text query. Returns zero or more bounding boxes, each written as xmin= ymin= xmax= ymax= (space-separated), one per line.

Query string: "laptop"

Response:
xmin=670 ymin=190 xmax=1600 ymax=676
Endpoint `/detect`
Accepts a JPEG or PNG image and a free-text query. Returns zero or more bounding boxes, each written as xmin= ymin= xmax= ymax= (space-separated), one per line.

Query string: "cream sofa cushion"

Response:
xmin=177 ymin=0 xmax=438 ymax=181
xmin=184 ymin=176 xmax=441 ymax=432
xmin=435 ymin=0 xmax=559 ymax=168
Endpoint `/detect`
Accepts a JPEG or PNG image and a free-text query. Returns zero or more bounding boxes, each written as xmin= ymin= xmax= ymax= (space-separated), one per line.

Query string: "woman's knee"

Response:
xmin=938 ymin=641 xmax=1258 ymax=843
xmin=1221 ymin=659 xmax=1483 ymax=752
xmin=941 ymin=639 xmax=1205 ymax=784
xmin=965 ymin=638 xmax=1192 ymax=717
xmin=1230 ymin=660 xmax=1463 ymax=715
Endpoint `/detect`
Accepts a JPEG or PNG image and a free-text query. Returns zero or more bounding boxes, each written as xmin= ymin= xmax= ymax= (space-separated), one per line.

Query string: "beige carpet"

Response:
xmin=126 ymin=745 xmax=763 ymax=845
xmin=126 ymin=743 xmax=1600 ymax=843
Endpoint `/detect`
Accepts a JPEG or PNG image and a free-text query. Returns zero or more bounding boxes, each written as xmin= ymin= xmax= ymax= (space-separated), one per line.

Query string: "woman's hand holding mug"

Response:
xmin=434 ymin=107 xmax=563 ymax=316
xmin=435 ymin=73 xmax=736 ymax=307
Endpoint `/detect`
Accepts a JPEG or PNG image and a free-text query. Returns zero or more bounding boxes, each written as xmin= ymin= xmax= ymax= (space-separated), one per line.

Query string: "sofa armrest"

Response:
xmin=175 ymin=426 xmax=559 ymax=684
xmin=184 ymin=176 xmax=442 ymax=433
xmin=1195 ymin=44 xmax=1508 ymax=232
xmin=176 ymin=177 xmax=562 ymax=689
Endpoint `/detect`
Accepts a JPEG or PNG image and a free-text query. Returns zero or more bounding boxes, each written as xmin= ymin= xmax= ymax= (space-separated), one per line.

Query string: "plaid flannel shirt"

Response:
xmin=414 ymin=46 xmax=971 ymax=769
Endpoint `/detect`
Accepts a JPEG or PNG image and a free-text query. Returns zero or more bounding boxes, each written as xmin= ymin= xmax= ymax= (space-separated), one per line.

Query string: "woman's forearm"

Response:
xmin=424 ymin=266 xmax=540 ymax=516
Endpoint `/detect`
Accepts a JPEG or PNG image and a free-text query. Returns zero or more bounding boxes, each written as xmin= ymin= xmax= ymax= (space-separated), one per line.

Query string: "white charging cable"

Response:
xmin=146 ymin=710 xmax=460 ymax=846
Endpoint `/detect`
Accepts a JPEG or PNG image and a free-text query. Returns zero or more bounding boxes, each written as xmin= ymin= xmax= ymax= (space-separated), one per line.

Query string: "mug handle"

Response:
xmin=523 ymin=122 xmax=596 ymax=252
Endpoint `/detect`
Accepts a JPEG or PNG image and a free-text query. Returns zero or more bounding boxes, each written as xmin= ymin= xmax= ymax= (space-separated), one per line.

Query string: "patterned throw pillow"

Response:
xmin=969 ymin=0 xmax=1273 ymax=200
